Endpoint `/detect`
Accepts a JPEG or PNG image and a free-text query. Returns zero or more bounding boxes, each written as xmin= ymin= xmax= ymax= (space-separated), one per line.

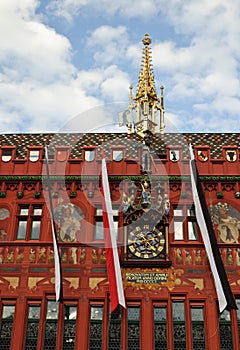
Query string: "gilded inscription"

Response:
xmin=126 ymin=272 xmax=168 ymax=284
xmin=123 ymin=268 xmax=175 ymax=291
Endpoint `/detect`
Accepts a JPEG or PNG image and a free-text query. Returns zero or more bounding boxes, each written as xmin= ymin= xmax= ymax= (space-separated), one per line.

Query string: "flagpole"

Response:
xmin=44 ymin=145 xmax=63 ymax=302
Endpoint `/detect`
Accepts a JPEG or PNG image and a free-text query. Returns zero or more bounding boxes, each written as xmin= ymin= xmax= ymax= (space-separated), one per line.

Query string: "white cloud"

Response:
xmin=186 ymin=112 xmax=240 ymax=133
xmin=200 ymin=73 xmax=239 ymax=97
xmin=77 ymin=65 xmax=130 ymax=102
xmin=47 ymin=0 xmax=161 ymax=21
xmin=100 ymin=66 xmax=130 ymax=101
xmin=0 ymin=0 xmax=41 ymax=20
xmin=1 ymin=0 xmax=240 ymax=133
xmin=0 ymin=2 xmax=132 ymax=133
xmin=159 ymin=0 xmax=240 ymax=40
xmin=0 ymin=76 xmax=101 ymax=133
xmin=87 ymin=25 xmax=129 ymax=66
xmin=101 ymin=0 xmax=158 ymax=18
xmin=0 ymin=1 xmax=88 ymax=132
xmin=125 ymin=44 xmax=141 ymax=66
xmin=152 ymin=42 xmax=196 ymax=74
xmin=195 ymin=96 xmax=240 ymax=116
xmin=88 ymin=25 xmax=127 ymax=45
xmin=143 ymin=1 xmax=240 ymax=129
xmin=47 ymin=0 xmax=88 ymax=21
xmin=0 ymin=4 xmax=75 ymax=83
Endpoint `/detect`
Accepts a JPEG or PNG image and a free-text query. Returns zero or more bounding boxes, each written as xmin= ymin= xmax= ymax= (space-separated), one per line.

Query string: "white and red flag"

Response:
xmin=101 ymin=153 xmax=126 ymax=313
xmin=44 ymin=145 xmax=63 ymax=302
xmin=189 ymin=144 xmax=236 ymax=313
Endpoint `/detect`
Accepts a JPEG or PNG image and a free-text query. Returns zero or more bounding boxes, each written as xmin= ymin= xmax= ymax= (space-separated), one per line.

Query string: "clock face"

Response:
xmin=128 ymin=224 xmax=165 ymax=259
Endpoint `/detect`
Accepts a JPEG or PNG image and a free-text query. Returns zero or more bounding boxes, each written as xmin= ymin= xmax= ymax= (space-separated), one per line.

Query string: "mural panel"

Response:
xmin=0 ymin=207 xmax=10 ymax=241
xmin=211 ymin=202 xmax=240 ymax=243
xmin=54 ymin=203 xmax=84 ymax=242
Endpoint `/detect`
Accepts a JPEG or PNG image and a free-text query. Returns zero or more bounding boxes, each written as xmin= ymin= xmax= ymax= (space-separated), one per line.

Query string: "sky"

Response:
xmin=0 ymin=0 xmax=240 ymax=134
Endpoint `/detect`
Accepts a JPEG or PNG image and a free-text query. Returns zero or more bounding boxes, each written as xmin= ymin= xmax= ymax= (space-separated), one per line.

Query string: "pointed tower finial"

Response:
xmin=142 ymin=33 xmax=152 ymax=46
xmin=130 ymin=34 xmax=165 ymax=137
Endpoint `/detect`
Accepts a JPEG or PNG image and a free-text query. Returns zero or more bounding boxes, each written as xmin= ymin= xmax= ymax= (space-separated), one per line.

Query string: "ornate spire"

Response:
xmin=129 ymin=34 xmax=165 ymax=136
xmin=135 ymin=33 xmax=158 ymax=103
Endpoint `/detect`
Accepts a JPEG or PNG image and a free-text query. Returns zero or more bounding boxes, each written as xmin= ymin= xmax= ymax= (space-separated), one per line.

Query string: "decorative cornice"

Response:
xmin=1 ymin=175 xmax=240 ymax=182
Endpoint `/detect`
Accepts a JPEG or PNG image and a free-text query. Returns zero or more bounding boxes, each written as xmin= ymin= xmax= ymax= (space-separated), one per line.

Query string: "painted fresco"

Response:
xmin=211 ymin=202 xmax=240 ymax=243
xmin=54 ymin=203 xmax=84 ymax=242
xmin=0 ymin=207 xmax=10 ymax=241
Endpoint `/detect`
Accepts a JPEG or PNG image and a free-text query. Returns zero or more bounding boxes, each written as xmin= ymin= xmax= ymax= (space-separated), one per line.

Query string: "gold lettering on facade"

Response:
xmin=123 ymin=268 xmax=175 ymax=291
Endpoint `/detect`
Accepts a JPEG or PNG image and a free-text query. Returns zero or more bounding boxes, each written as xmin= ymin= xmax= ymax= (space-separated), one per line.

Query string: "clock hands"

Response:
xmin=139 ymin=233 xmax=157 ymax=251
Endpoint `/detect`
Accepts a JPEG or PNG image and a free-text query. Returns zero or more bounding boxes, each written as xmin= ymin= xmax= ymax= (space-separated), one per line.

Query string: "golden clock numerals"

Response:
xmin=129 ymin=245 xmax=135 ymax=253
xmin=135 ymin=251 xmax=141 ymax=258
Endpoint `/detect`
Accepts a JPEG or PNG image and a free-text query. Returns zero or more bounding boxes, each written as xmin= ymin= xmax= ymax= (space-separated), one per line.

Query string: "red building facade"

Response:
xmin=0 ymin=132 xmax=240 ymax=350
xmin=0 ymin=34 xmax=240 ymax=349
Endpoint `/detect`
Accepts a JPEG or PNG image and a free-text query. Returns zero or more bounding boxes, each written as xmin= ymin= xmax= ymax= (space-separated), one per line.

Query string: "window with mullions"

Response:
xmin=89 ymin=305 xmax=103 ymax=350
xmin=43 ymin=300 xmax=59 ymax=350
xmin=219 ymin=309 xmax=233 ymax=350
xmin=191 ymin=306 xmax=206 ymax=350
xmin=95 ymin=208 xmax=119 ymax=240
xmin=62 ymin=305 xmax=77 ymax=349
xmin=154 ymin=306 xmax=167 ymax=350
xmin=172 ymin=301 xmax=186 ymax=350
xmin=127 ymin=306 xmax=140 ymax=350
xmin=25 ymin=301 xmax=78 ymax=350
xmin=0 ymin=304 xmax=15 ymax=350
xmin=173 ymin=205 xmax=198 ymax=241
xmin=187 ymin=207 xmax=198 ymax=240
xmin=108 ymin=306 xmax=122 ymax=350
xmin=16 ymin=205 xmax=42 ymax=240
xmin=24 ymin=304 xmax=41 ymax=350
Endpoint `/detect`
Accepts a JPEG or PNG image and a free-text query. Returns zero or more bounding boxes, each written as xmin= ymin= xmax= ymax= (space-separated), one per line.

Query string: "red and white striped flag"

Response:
xmin=101 ymin=154 xmax=126 ymax=313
